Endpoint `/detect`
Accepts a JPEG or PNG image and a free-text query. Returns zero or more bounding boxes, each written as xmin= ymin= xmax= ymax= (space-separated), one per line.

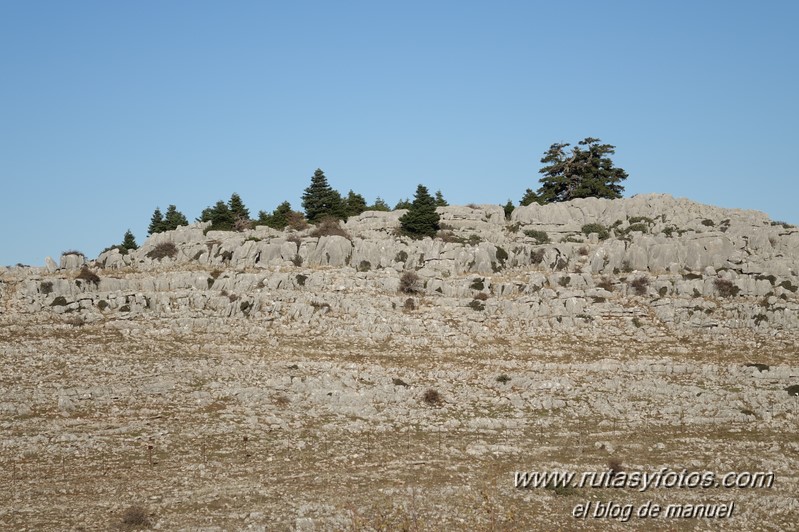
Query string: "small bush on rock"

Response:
xmin=120 ymin=505 xmax=151 ymax=529
xmin=524 ymin=229 xmax=550 ymax=244
xmin=399 ymin=271 xmax=421 ymax=294
xmin=714 ymin=278 xmax=740 ymax=297
xmin=422 ymin=388 xmax=443 ymax=406
xmin=310 ymin=215 xmax=351 ymax=239
xmin=630 ymin=276 xmax=649 ymax=295
xmin=581 ymin=223 xmax=610 ymax=240
xmin=76 ymin=266 xmax=100 ymax=286
xmin=40 ymin=281 xmax=54 ymax=294
xmin=146 ymin=242 xmax=178 ymax=261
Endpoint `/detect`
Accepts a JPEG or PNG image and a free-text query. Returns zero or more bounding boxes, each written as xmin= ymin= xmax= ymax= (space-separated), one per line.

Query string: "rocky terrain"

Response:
xmin=1 ymin=194 xmax=797 ymax=530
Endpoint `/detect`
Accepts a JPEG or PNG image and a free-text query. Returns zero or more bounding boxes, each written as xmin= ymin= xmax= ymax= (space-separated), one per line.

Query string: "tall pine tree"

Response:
xmin=302 ymin=169 xmax=345 ymax=223
xmin=148 ymin=207 xmax=166 ymax=235
xmin=399 ymin=185 xmax=440 ymax=238
xmin=164 ymin=205 xmax=189 ymax=230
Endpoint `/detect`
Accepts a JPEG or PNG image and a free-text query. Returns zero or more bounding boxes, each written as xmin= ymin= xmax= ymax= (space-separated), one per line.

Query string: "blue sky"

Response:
xmin=1 ymin=1 xmax=797 ymax=266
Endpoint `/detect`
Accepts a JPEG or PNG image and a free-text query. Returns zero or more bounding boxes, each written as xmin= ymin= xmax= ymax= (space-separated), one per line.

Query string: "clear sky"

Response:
xmin=1 ymin=1 xmax=797 ymax=266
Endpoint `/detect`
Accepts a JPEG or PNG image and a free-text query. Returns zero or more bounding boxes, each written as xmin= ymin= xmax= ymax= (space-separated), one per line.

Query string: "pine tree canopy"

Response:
xmin=121 ymin=230 xmax=138 ymax=251
xmin=533 ymin=137 xmax=628 ymax=203
xmin=345 ymin=190 xmax=367 ymax=217
xmin=228 ymin=193 xmax=250 ymax=221
xmin=164 ymin=205 xmax=189 ymax=230
xmin=302 ymin=169 xmax=345 ymax=223
xmin=399 ymin=185 xmax=440 ymax=239
xmin=148 ymin=207 xmax=165 ymax=235
xmin=434 ymin=190 xmax=448 ymax=207
xmin=369 ymin=197 xmax=391 ymax=212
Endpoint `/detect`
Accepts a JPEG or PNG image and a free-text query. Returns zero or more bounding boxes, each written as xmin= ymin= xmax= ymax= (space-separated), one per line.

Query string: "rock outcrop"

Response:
xmin=1 ymin=194 xmax=797 ymax=340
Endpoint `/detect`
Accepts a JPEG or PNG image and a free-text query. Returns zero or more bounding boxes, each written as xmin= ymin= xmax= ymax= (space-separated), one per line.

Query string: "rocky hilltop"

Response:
xmin=3 ymin=193 xmax=798 ymax=341
xmin=2 ymin=194 xmax=798 ymax=530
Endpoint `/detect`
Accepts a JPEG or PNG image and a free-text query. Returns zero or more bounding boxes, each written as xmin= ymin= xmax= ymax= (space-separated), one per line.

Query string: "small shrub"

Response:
xmin=474 ymin=292 xmax=489 ymax=301
xmin=530 ymin=249 xmax=546 ymax=264
xmin=245 ymin=236 xmax=261 ymax=243
xmin=714 ymin=278 xmax=740 ymax=298
xmin=778 ymin=280 xmax=798 ymax=293
xmin=399 ymin=271 xmax=421 ymax=294
xmin=524 ymin=229 xmax=550 ymax=244
xmin=76 ymin=266 xmax=100 ymax=286
xmin=395 ymin=250 xmax=408 ymax=263
xmin=496 ymin=246 xmax=508 ymax=266
xmin=578 ymin=247 xmax=589 ymax=256
xmin=470 ymin=278 xmax=485 ymax=290
xmin=121 ymin=505 xmax=151 ymax=528
xmin=745 ymin=363 xmax=770 ymax=372
xmin=240 ymin=301 xmax=251 ymax=314
xmin=422 ymin=388 xmax=443 ymax=406
xmin=558 ymin=276 xmax=571 ymax=287
xmin=468 ymin=299 xmax=485 ymax=311
xmin=358 ymin=260 xmax=372 ymax=272
xmin=466 ymin=203 xmax=479 ymax=209
xmin=403 ymin=298 xmax=416 ymax=311
xmin=596 ymin=277 xmax=614 ymax=292
xmin=272 ymin=393 xmax=290 ymax=408
xmin=119 ymin=304 xmax=131 ymax=312
xmin=496 ymin=374 xmax=511 ymax=384
xmin=286 ymin=211 xmax=308 ymax=231
xmin=437 ymin=230 xmax=465 ymax=244
xmin=40 ymin=281 xmax=54 ymax=294
xmin=630 ymin=276 xmax=649 ymax=295
xmin=311 ymin=215 xmax=351 ymax=239
xmin=701 ymin=219 xmax=715 ymax=227
xmin=754 ymin=314 xmax=768 ymax=326
xmin=97 ymin=300 xmax=109 ymax=311
xmin=581 ymin=223 xmax=609 ymax=240
xmin=50 ymin=296 xmax=68 ymax=307
xmin=467 ymin=234 xmax=483 ymax=246
xmin=785 ymin=385 xmax=799 ymax=396
xmin=291 ymin=254 xmax=303 ymax=267
xmin=296 ymin=274 xmax=307 ymax=286
xmin=628 ymin=216 xmax=653 ymax=225
xmin=146 ymin=242 xmax=177 ymax=261
xmin=771 ymin=220 xmax=795 ymax=229
xmin=658 ymin=286 xmax=668 ymax=297
xmin=228 ymin=293 xmax=238 ymax=302
xmin=62 ymin=250 xmax=84 ymax=257
xmin=627 ymin=223 xmax=648 ymax=234
xmin=632 ymin=317 xmax=642 ymax=328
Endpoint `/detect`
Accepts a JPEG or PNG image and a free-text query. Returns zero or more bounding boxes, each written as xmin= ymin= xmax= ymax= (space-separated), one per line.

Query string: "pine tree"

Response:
xmin=535 ymin=138 xmax=628 ymax=203
xmin=121 ymin=230 xmax=138 ymax=251
xmin=199 ymin=200 xmax=235 ymax=231
xmin=394 ymin=198 xmax=412 ymax=210
xmin=344 ymin=190 xmax=367 ymax=217
xmin=148 ymin=207 xmax=165 ymax=235
xmin=434 ymin=190 xmax=448 ymax=207
xmin=399 ymin=185 xmax=440 ymax=239
xmin=257 ymin=201 xmax=294 ymax=230
xmin=503 ymin=199 xmax=515 ymax=219
xmin=520 ymin=188 xmax=543 ymax=206
xmin=163 ymin=205 xmax=189 ymax=230
xmin=302 ymin=169 xmax=345 ymax=223
xmin=368 ymin=197 xmax=391 ymax=212
xmin=228 ymin=193 xmax=250 ymax=221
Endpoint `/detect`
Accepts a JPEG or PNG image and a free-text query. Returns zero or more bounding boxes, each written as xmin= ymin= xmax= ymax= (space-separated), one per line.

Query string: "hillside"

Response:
xmin=1 ymin=194 xmax=797 ymax=530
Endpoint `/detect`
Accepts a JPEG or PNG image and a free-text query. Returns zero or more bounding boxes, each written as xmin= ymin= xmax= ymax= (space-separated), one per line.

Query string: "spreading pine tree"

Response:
xmin=399 ymin=185 xmax=440 ymax=239
xmin=533 ymin=137 xmax=628 ymax=203
xmin=302 ymin=169 xmax=345 ymax=223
